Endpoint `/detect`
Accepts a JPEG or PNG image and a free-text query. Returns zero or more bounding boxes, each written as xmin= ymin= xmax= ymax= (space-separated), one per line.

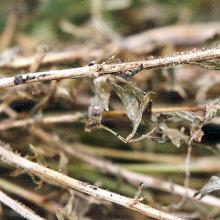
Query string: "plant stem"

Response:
xmin=32 ymin=128 xmax=220 ymax=208
xmin=0 ymin=144 xmax=183 ymax=220
xmin=0 ymin=47 xmax=220 ymax=88
xmin=0 ymin=189 xmax=45 ymax=220
xmin=0 ymin=178 xmax=62 ymax=216
xmin=2 ymin=23 xmax=219 ymax=69
xmin=0 ymin=112 xmax=84 ymax=130
xmin=0 ymin=103 xmax=220 ymax=130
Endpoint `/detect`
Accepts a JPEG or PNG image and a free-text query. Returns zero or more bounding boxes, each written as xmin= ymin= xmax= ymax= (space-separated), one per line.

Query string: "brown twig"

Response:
xmin=0 ymin=144 xmax=183 ymax=220
xmin=124 ymin=22 xmax=220 ymax=50
xmin=1 ymin=47 xmax=103 ymax=69
xmin=105 ymin=104 xmax=220 ymax=117
xmin=0 ymin=12 xmax=17 ymax=52
xmin=0 ymin=112 xmax=84 ymax=130
xmin=1 ymin=23 xmax=219 ymax=69
xmin=69 ymin=144 xmax=220 ymax=208
xmin=0 ymin=178 xmax=63 ymax=216
xmin=0 ymin=189 xmax=45 ymax=220
xmin=0 ymin=104 xmax=216 ymax=131
xmin=0 ymin=47 xmax=220 ymax=88
xmin=73 ymin=144 xmax=185 ymax=163
xmin=32 ymin=128 xmax=220 ymax=208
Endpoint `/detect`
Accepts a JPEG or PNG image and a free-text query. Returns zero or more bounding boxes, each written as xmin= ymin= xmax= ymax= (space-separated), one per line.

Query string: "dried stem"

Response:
xmin=0 ymin=178 xmax=62 ymax=216
xmin=32 ymin=128 xmax=220 ymax=208
xmin=0 ymin=112 xmax=84 ymax=130
xmin=0 ymin=12 xmax=17 ymax=52
xmin=2 ymin=47 xmax=103 ymax=69
xmin=0 ymin=145 xmax=183 ymax=220
xmin=124 ymin=22 xmax=220 ymax=50
xmin=1 ymin=23 xmax=219 ymax=69
xmin=0 ymin=47 xmax=220 ymax=88
xmin=1 ymin=103 xmax=220 ymax=131
xmin=0 ymin=189 xmax=45 ymax=220
xmin=104 ymin=104 xmax=220 ymax=118
xmin=74 ymin=144 xmax=185 ymax=163
xmin=69 ymin=144 xmax=220 ymax=208
xmin=184 ymin=144 xmax=193 ymax=194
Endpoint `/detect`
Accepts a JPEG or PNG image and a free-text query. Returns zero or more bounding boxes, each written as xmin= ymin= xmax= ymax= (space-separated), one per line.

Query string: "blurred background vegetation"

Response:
xmin=0 ymin=0 xmax=220 ymax=46
xmin=0 ymin=0 xmax=220 ymax=219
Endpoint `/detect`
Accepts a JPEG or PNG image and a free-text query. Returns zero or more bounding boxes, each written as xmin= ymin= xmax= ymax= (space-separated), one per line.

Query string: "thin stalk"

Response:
xmin=0 ymin=47 xmax=219 ymax=88
xmin=0 ymin=105 xmax=220 ymax=131
xmin=0 ymin=144 xmax=183 ymax=220
xmin=32 ymin=128 xmax=220 ymax=208
xmin=1 ymin=23 xmax=219 ymax=69
xmin=0 ymin=190 xmax=45 ymax=220
xmin=0 ymin=178 xmax=62 ymax=216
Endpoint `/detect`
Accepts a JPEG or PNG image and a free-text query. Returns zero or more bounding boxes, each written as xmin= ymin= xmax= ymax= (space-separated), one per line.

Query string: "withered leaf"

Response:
xmin=190 ymin=103 xmax=218 ymax=143
xmin=88 ymin=96 xmax=105 ymax=126
xmin=194 ymin=176 xmax=220 ymax=199
xmin=94 ymin=75 xmax=111 ymax=111
xmin=160 ymin=124 xmax=188 ymax=147
xmin=111 ymin=80 xmax=155 ymax=141
xmin=88 ymin=76 xmax=111 ymax=127
xmin=190 ymin=127 xmax=204 ymax=143
xmin=204 ymin=104 xmax=218 ymax=123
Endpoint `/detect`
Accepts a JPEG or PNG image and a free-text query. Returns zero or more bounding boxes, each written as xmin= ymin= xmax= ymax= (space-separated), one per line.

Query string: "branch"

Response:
xmin=0 ymin=12 xmax=17 ymax=52
xmin=0 ymin=112 xmax=84 ymax=130
xmin=0 ymin=178 xmax=62 ymax=216
xmin=68 ymin=144 xmax=220 ymax=208
xmin=124 ymin=22 xmax=220 ymax=50
xmin=103 ymin=105 xmax=217 ymax=119
xmin=0 ymin=47 xmax=220 ymax=88
xmin=0 ymin=189 xmax=45 ymax=220
xmin=1 ymin=116 xmax=220 ymax=207
xmin=1 ymin=47 xmax=103 ymax=69
xmin=1 ymin=23 xmax=219 ymax=69
xmin=0 ymin=145 xmax=183 ymax=220
xmin=32 ymin=128 xmax=220 ymax=208
xmin=0 ymin=103 xmax=213 ymax=131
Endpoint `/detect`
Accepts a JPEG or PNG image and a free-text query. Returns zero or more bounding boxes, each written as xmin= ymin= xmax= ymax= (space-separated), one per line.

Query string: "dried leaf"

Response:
xmin=94 ymin=75 xmax=111 ymax=111
xmin=88 ymin=76 xmax=111 ymax=127
xmin=88 ymin=97 xmax=104 ymax=127
xmin=194 ymin=176 xmax=220 ymax=199
xmin=174 ymin=111 xmax=203 ymax=123
xmin=88 ymin=76 xmax=155 ymax=141
xmin=111 ymin=80 xmax=155 ymax=141
xmin=190 ymin=103 xmax=218 ymax=142
xmin=190 ymin=127 xmax=204 ymax=143
xmin=160 ymin=124 xmax=188 ymax=147
xmin=170 ymin=103 xmax=218 ymax=143
xmin=204 ymin=104 xmax=218 ymax=123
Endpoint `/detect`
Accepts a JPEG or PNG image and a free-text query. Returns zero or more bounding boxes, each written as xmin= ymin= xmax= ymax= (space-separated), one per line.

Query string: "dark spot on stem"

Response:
xmin=26 ymin=75 xmax=36 ymax=81
xmin=14 ymin=74 xmax=38 ymax=85
xmin=90 ymin=185 xmax=98 ymax=190
xmin=40 ymin=74 xmax=47 ymax=78
xmin=88 ymin=61 xmax=96 ymax=66
xmin=14 ymin=74 xmax=25 ymax=85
